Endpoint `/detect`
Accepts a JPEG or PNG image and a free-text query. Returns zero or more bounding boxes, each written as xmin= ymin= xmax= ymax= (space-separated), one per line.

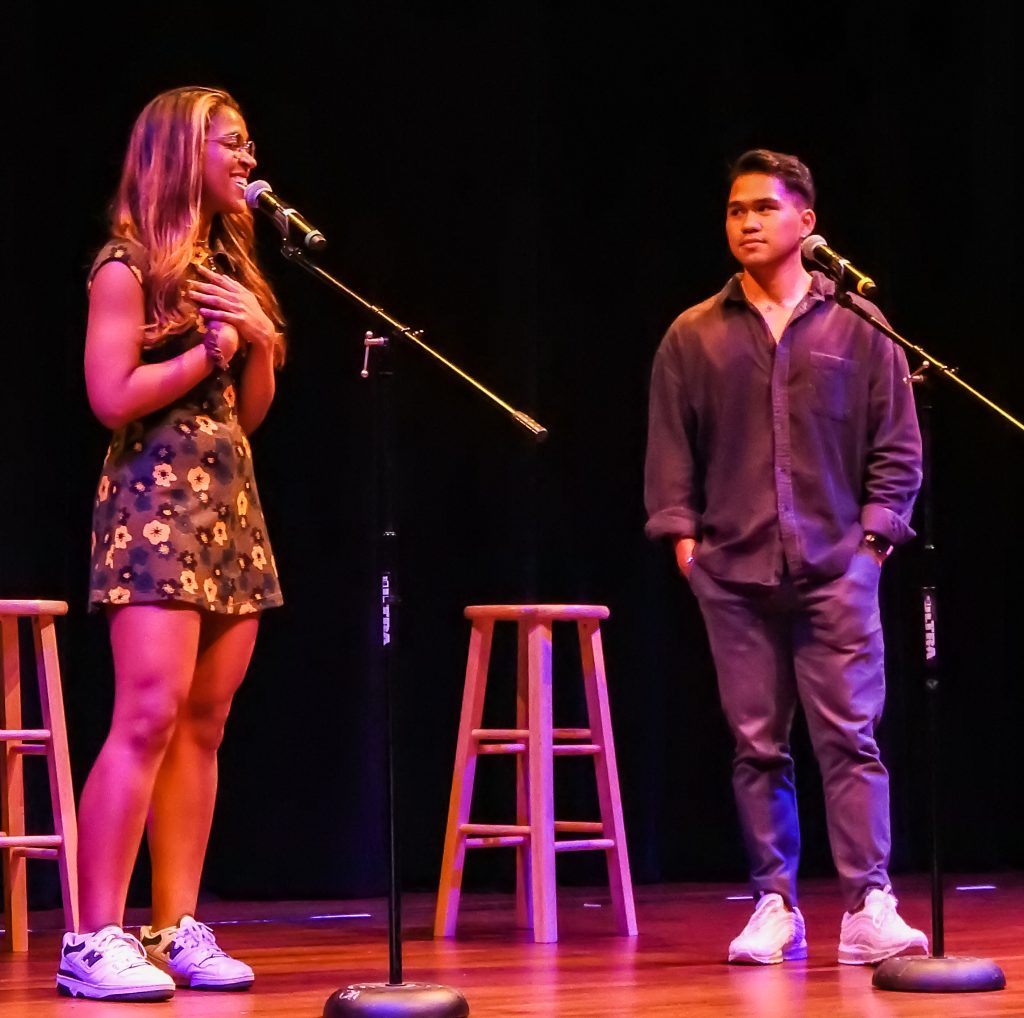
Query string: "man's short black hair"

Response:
xmin=728 ymin=149 xmax=816 ymax=209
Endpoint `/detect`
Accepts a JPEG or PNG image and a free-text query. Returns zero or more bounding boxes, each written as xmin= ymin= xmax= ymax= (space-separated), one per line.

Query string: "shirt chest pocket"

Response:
xmin=809 ymin=351 xmax=857 ymax=421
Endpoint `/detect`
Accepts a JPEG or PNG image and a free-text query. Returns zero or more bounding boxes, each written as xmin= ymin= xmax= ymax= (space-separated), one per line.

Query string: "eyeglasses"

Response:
xmin=209 ymin=133 xmax=256 ymax=159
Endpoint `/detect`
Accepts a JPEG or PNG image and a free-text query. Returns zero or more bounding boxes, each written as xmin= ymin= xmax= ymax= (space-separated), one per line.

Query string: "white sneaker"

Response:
xmin=56 ymin=924 xmax=175 ymax=1001
xmin=838 ymin=885 xmax=930 ymax=965
xmin=728 ymin=893 xmax=808 ymax=964
xmin=140 ymin=914 xmax=254 ymax=990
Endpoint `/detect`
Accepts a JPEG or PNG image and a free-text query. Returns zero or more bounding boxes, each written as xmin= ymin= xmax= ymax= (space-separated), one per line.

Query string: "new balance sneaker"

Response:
xmin=56 ymin=924 xmax=175 ymax=1001
xmin=728 ymin=893 xmax=808 ymax=964
xmin=838 ymin=885 xmax=929 ymax=965
xmin=140 ymin=914 xmax=254 ymax=990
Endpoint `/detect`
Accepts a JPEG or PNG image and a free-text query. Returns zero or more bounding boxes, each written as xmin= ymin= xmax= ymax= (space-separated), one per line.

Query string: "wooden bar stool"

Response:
xmin=0 ymin=599 xmax=79 ymax=951
xmin=435 ymin=604 xmax=637 ymax=943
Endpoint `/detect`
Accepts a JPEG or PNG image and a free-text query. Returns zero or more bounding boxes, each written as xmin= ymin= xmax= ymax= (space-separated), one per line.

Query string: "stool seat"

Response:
xmin=465 ymin=604 xmax=610 ymax=622
xmin=436 ymin=603 xmax=636 ymax=943
xmin=1 ymin=599 xmax=78 ymax=951
xmin=0 ymin=600 xmax=69 ymax=617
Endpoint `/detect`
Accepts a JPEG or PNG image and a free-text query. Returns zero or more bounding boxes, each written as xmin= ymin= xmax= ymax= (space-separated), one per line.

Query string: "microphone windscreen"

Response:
xmin=244 ymin=179 xmax=273 ymax=209
xmin=801 ymin=234 xmax=828 ymax=261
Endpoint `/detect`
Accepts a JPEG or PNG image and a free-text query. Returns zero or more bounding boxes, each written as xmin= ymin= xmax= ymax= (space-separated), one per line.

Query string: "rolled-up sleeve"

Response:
xmin=860 ymin=339 xmax=923 ymax=545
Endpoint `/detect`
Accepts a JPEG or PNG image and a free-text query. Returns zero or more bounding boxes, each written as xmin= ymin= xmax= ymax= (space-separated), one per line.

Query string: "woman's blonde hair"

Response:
xmin=110 ymin=85 xmax=285 ymax=362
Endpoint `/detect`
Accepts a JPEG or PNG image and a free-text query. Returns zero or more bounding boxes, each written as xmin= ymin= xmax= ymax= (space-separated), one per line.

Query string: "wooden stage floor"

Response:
xmin=2 ymin=874 xmax=1022 ymax=1016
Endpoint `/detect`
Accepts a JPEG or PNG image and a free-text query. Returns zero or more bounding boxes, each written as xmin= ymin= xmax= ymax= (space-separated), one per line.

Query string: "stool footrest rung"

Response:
xmin=472 ymin=728 xmax=525 ymax=740
xmin=13 ymin=744 xmax=49 ymax=757
xmin=460 ymin=821 xmax=604 ymax=834
xmin=0 ymin=729 xmax=52 ymax=743
xmin=472 ymin=727 xmax=593 ymax=741
xmin=0 ymin=834 xmax=62 ymax=849
xmin=471 ymin=735 xmax=598 ymax=756
xmin=13 ymin=847 xmax=61 ymax=860
xmin=463 ymin=836 xmax=615 ymax=851
xmin=554 ymin=839 xmax=615 ymax=852
xmin=552 ymin=728 xmax=593 ymax=740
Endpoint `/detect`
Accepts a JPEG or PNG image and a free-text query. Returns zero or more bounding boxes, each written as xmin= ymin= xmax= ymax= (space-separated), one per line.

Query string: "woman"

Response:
xmin=57 ymin=86 xmax=285 ymax=1001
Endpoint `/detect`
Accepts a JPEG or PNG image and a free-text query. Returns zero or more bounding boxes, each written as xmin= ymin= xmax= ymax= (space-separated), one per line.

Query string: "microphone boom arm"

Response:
xmin=278 ymin=241 xmax=548 ymax=441
xmin=835 ymin=289 xmax=1024 ymax=433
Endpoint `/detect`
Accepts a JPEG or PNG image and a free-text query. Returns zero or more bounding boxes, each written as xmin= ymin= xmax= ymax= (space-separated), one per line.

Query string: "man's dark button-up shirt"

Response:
xmin=644 ymin=271 xmax=923 ymax=586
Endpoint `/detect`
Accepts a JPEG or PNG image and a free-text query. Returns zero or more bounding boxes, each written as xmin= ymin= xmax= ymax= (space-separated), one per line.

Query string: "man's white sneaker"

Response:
xmin=838 ymin=886 xmax=929 ymax=965
xmin=56 ymin=924 xmax=175 ymax=1001
xmin=728 ymin=893 xmax=808 ymax=964
xmin=140 ymin=914 xmax=254 ymax=990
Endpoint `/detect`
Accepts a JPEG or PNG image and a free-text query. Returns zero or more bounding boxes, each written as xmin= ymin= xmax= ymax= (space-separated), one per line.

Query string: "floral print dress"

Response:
xmin=87 ymin=239 xmax=283 ymax=615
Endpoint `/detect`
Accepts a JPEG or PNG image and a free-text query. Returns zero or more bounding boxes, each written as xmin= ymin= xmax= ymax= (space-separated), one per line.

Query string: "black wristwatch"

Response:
xmin=863 ymin=532 xmax=893 ymax=558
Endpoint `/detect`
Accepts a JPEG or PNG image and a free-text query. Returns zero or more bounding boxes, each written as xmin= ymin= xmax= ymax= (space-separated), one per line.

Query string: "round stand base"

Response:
xmin=324 ymin=982 xmax=470 ymax=1017
xmin=873 ymin=956 xmax=1006 ymax=993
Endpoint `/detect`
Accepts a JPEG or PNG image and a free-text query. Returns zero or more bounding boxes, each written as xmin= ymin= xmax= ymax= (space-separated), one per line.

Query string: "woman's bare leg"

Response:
xmin=147 ymin=613 xmax=259 ymax=929
xmin=75 ymin=604 xmax=202 ymax=931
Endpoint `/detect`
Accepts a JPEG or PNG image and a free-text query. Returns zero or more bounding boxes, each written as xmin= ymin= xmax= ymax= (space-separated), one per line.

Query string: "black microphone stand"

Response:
xmin=832 ymin=283 xmax=1013 ymax=994
xmin=274 ymin=240 xmax=547 ymax=1018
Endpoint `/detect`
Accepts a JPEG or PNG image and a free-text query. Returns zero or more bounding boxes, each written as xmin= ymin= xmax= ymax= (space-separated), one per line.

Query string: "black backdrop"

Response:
xmin=4 ymin=5 xmax=1022 ymax=910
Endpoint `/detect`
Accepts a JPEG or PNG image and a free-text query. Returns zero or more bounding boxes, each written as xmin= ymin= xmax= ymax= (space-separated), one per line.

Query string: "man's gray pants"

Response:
xmin=690 ymin=549 xmax=892 ymax=912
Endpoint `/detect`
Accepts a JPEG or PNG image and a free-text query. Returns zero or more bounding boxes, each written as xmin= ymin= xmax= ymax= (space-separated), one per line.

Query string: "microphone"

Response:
xmin=801 ymin=234 xmax=877 ymax=297
xmin=244 ymin=180 xmax=327 ymax=251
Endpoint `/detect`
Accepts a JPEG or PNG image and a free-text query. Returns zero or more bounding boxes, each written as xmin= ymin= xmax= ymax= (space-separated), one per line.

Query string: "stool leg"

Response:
xmin=526 ymin=619 xmax=557 ymax=943
xmin=434 ymin=619 xmax=494 ymax=937
xmin=1 ymin=616 xmax=28 ymax=952
xmin=578 ymin=619 xmax=638 ymax=936
xmin=514 ymin=621 xmax=532 ymax=931
xmin=34 ymin=616 xmax=80 ymax=937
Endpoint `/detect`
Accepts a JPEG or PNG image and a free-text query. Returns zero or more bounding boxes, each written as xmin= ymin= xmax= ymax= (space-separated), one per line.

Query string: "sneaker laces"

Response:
xmin=174 ymin=919 xmax=228 ymax=959
xmin=92 ymin=927 xmax=148 ymax=970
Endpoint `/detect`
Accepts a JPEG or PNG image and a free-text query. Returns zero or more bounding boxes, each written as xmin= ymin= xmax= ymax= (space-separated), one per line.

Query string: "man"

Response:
xmin=644 ymin=149 xmax=929 ymax=965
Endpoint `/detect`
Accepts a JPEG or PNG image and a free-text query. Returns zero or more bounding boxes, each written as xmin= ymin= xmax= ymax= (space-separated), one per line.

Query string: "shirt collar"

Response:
xmin=721 ymin=270 xmax=835 ymax=307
